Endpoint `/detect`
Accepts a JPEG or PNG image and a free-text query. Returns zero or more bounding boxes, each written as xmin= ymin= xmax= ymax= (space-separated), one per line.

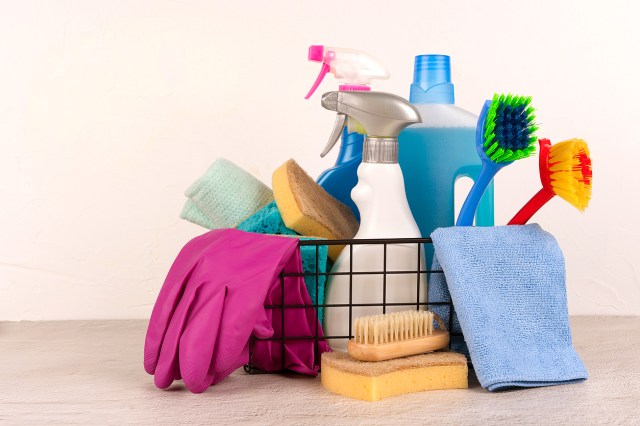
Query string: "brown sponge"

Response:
xmin=272 ymin=159 xmax=359 ymax=260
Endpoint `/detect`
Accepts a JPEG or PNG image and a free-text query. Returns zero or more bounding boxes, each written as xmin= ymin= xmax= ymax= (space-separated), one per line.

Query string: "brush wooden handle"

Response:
xmin=347 ymin=330 xmax=451 ymax=362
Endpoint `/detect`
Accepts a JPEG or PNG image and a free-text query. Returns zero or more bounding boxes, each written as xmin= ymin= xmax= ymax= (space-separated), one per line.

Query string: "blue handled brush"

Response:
xmin=456 ymin=93 xmax=538 ymax=226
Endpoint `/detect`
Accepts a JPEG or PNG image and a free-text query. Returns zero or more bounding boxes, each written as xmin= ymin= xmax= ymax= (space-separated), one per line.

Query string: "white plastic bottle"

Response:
xmin=319 ymin=91 xmax=427 ymax=351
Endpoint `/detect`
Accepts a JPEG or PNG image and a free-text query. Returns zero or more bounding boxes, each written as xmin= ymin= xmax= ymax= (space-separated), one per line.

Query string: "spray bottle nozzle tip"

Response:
xmin=308 ymin=45 xmax=324 ymax=62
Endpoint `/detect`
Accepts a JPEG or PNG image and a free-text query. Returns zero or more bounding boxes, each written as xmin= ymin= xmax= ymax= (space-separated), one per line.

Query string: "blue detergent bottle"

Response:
xmin=305 ymin=45 xmax=390 ymax=220
xmin=398 ymin=55 xmax=494 ymax=263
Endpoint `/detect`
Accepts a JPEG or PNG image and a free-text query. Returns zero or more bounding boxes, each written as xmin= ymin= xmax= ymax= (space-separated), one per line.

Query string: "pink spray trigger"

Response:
xmin=305 ymin=62 xmax=330 ymax=99
xmin=304 ymin=45 xmax=385 ymax=99
xmin=305 ymin=45 xmax=335 ymax=99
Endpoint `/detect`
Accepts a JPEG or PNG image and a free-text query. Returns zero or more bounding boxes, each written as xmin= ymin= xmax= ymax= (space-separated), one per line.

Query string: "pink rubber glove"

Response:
xmin=144 ymin=229 xmax=327 ymax=393
xmin=252 ymin=249 xmax=330 ymax=374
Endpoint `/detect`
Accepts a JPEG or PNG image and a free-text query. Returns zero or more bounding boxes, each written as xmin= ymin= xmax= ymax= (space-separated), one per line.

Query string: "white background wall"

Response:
xmin=1 ymin=0 xmax=638 ymax=320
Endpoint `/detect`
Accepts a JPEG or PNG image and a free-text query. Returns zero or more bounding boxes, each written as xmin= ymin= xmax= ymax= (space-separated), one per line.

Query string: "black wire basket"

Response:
xmin=244 ymin=237 xmax=458 ymax=374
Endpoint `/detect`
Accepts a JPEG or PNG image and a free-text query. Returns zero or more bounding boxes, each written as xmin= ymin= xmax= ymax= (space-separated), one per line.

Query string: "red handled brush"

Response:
xmin=508 ymin=138 xmax=592 ymax=225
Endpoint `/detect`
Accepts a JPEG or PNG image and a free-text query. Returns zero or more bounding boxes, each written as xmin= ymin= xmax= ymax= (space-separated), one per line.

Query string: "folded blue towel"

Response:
xmin=431 ymin=224 xmax=588 ymax=391
xmin=428 ymin=256 xmax=467 ymax=358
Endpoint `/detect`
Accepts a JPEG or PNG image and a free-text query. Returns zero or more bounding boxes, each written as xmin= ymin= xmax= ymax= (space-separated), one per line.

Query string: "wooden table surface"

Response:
xmin=1 ymin=317 xmax=639 ymax=425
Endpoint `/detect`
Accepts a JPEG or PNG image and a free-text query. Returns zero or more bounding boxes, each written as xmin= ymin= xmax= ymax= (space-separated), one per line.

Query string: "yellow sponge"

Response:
xmin=321 ymin=351 xmax=468 ymax=401
xmin=272 ymin=159 xmax=359 ymax=260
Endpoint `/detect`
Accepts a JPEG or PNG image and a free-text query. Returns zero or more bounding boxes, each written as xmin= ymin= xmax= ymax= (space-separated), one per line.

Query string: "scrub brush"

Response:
xmin=508 ymin=138 xmax=592 ymax=225
xmin=348 ymin=310 xmax=450 ymax=362
xmin=456 ymin=93 xmax=538 ymax=226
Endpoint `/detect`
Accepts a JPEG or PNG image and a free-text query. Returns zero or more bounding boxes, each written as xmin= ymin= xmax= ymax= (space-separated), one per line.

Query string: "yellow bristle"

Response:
xmin=547 ymin=138 xmax=592 ymax=211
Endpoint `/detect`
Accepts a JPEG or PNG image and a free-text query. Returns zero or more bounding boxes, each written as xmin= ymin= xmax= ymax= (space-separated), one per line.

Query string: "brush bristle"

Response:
xmin=483 ymin=93 xmax=538 ymax=163
xmin=548 ymin=138 xmax=592 ymax=211
xmin=353 ymin=311 xmax=434 ymax=345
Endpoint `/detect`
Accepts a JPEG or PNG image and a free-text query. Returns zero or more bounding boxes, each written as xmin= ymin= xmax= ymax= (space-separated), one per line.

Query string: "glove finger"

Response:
xmin=178 ymin=283 xmax=227 ymax=393
xmin=153 ymin=277 xmax=206 ymax=389
xmin=144 ymin=232 xmax=221 ymax=374
xmin=144 ymin=270 xmax=193 ymax=375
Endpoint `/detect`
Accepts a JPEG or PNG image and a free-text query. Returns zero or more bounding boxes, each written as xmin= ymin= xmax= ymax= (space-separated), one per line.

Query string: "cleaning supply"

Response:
xmin=237 ymin=200 xmax=296 ymax=236
xmin=272 ymin=159 xmax=359 ymax=261
xmin=509 ymin=138 xmax=592 ymax=225
xmin=305 ymin=45 xmax=390 ymax=219
xmin=321 ymin=351 xmax=468 ymax=401
xmin=430 ymin=92 xmax=538 ymax=353
xmin=180 ymin=200 xmax=215 ymax=230
xmin=348 ymin=310 xmax=449 ymax=362
xmin=399 ymin=54 xmax=495 ymax=264
xmin=456 ymin=93 xmax=538 ymax=226
xmin=431 ymin=224 xmax=588 ymax=391
xmin=293 ymin=238 xmax=329 ymax=323
xmin=320 ymin=91 xmax=426 ymax=351
xmin=181 ymin=158 xmax=273 ymax=229
xmin=237 ymin=201 xmax=330 ymax=322
xmin=144 ymin=229 xmax=329 ymax=393
xmin=428 ymin=256 xmax=467 ymax=359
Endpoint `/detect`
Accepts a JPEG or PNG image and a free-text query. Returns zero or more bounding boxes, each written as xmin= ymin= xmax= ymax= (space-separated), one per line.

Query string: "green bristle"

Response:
xmin=482 ymin=93 xmax=537 ymax=164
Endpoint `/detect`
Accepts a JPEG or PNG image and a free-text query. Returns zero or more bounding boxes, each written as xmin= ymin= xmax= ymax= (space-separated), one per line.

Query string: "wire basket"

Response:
xmin=244 ymin=237 xmax=457 ymax=374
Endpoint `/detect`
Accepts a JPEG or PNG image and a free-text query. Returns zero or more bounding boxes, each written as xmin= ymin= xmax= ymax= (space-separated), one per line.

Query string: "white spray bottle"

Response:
xmin=320 ymin=91 xmax=427 ymax=351
xmin=304 ymin=45 xmax=390 ymax=220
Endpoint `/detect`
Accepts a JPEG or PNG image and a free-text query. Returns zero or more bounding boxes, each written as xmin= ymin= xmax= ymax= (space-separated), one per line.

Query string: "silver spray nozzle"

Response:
xmin=320 ymin=91 xmax=421 ymax=160
xmin=321 ymin=91 xmax=420 ymax=137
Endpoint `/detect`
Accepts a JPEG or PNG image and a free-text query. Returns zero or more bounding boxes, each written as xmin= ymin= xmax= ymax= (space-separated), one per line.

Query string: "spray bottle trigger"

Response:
xmin=321 ymin=113 xmax=347 ymax=158
xmin=305 ymin=63 xmax=331 ymax=99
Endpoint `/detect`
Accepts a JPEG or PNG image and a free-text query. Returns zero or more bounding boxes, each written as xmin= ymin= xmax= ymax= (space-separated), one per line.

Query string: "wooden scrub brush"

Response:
xmin=348 ymin=310 xmax=450 ymax=362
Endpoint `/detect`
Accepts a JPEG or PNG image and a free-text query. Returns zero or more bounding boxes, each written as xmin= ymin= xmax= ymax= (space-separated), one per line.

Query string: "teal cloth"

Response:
xmin=237 ymin=200 xmax=297 ymax=236
xmin=238 ymin=201 xmax=328 ymax=322
xmin=431 ymin=224 xmax=588 ymax=391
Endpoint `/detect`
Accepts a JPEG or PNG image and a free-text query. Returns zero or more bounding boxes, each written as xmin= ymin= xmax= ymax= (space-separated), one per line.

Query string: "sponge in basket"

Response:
xmin=321 ymin=351 xmax=468 ymax=401
xmin=272 ymin=159 xmax=359 ymax=260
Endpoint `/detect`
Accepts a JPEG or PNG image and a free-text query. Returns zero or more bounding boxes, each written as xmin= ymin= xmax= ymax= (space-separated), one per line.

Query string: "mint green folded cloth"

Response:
xmin=183 ymin=158 xmax=273 ymax=229
xmin=180 ymin=200 xmax=216 ymax=230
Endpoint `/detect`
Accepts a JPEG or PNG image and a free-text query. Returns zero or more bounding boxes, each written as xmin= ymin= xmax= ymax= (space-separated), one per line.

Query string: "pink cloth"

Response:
xmin=144 ymin=229 xmax=329 ymax=393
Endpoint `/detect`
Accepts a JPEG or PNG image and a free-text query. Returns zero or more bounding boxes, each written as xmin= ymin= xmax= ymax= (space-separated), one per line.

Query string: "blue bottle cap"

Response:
xmin=410 ymin=54 xmax=455 ymax=104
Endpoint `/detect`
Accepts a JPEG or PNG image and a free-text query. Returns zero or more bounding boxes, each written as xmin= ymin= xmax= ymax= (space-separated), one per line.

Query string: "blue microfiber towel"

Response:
xmin=428 ymin=243 xmax=467 ymax=358
xmin=428 ymin=256 xmax=468 ymax=359
xmin=238 ymin=201 xmax=328 ymax=322
xmin=431 ymin=224 xmax=588 ymax=391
